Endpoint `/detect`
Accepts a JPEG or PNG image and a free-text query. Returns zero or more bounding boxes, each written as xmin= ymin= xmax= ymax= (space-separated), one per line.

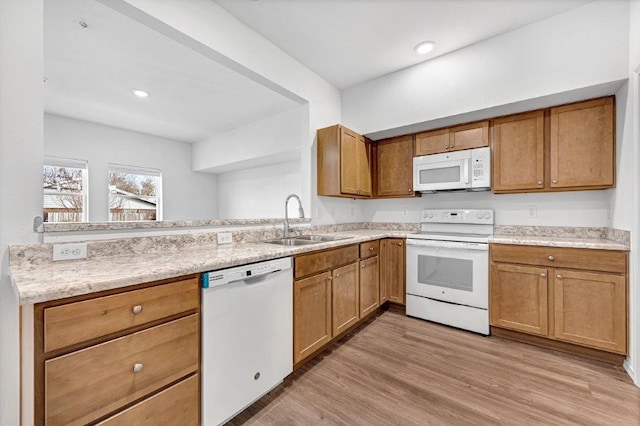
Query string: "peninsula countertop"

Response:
xmin=10 ymin=230 xmax=410 ymax=305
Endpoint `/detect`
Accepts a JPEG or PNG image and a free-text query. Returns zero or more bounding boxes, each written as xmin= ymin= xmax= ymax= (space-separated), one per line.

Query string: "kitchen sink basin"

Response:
xmin=263 ymin=237 xmax=319 ymax=246
xmin=295 ymin=234 xmax=350 ymax=242
xmin=263 ymin=235 xmax=350 ymax=246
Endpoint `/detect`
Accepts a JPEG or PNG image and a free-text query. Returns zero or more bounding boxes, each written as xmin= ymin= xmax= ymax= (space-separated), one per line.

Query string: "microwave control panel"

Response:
xmin=470 ymin=148 xmax=490 ymax=185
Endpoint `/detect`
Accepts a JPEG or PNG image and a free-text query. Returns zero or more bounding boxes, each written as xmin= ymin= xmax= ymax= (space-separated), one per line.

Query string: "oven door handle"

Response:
xmin=406 ymin=239 xmax=488 ymax=251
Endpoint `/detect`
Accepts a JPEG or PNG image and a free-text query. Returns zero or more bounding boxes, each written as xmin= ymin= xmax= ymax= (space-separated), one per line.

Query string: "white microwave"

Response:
xmin=413 ymin=147 xmax=491 ymax=193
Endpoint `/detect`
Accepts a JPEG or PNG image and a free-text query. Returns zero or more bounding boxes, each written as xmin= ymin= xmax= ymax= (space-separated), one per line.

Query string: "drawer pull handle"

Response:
xmin=548 ymin=256 xmax=554 ymax=261
xmin=540 ymin=273 xmax=546 ymax=278
xmin=132 ymin=305 xmax=143 ymax=314
xmin=556 ymin=274 xmax=562 ymax=279
xmin=369 ymin=247 xmax=374 ymax=251
xmin=133 ymin=363 xmax=143 ymax=374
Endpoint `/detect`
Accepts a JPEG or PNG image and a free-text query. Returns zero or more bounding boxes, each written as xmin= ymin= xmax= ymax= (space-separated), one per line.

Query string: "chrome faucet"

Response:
xmin=284 ymin=194 xmax=304 ymax=238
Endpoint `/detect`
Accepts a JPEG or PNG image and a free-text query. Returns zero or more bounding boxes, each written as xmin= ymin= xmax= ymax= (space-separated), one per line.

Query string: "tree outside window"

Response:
xmin=43 ymin=157 xmax=88 ymax=223
xmin=108 ymin=164 xmax=161 ymax=222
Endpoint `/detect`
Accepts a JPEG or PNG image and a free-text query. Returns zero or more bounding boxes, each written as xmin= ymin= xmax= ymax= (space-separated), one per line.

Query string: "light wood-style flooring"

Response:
xmin=228 ymin=310 xmax=640 ymax=425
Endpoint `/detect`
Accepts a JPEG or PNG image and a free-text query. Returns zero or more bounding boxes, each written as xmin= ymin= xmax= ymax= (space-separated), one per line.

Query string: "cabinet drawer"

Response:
xmin=490 ymin=244 xmax=626 ymax=274
xmin=44 ymin=277 xmax=199 ymax=352
xmin=45 ymin=314 xmax=199 ymax=426
xmin=96 ymin=374 xmax=199 ymax=426
xmin=294 ymin=245 xmax=358 ymax=279
xmin=360 ymin=240 xmax=379 ymax=259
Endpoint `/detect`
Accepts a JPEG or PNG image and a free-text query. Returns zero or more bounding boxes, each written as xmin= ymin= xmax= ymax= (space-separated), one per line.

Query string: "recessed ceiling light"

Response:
xmin=414 ymin=41 xmax=436 ymax=55
xmin=132 ymin=89 xmax=149 ymax=98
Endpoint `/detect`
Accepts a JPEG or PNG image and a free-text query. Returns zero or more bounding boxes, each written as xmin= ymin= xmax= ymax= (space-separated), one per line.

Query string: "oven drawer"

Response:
xmin=490 ymin=244 xmax=626 ymax=274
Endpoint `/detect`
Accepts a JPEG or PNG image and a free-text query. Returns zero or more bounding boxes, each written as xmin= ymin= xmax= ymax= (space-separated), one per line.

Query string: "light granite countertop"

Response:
xmin=10 ymin=230 xmax=410 ymax=305
xmin=490 ymin=235 xmax=629 ymax=251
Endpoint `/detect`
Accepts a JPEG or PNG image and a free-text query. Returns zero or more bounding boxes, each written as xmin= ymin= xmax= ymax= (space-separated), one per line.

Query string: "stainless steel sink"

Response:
xmin=295 ymin=235 xmax=350 ymax=242
xmin=263 ymin=238 xmax=319 ymax=246
xmin=263 ymin=235 xmax=350 ymax=246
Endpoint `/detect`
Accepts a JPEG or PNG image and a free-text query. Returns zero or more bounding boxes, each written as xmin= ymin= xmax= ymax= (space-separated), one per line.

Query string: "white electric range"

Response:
xmin=405 ymin=209 xmax=494 ymax=335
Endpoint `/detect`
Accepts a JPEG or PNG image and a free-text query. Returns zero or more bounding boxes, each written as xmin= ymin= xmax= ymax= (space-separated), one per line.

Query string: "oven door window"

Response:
xmin=417 ymin=255 xmax=473 ymax=292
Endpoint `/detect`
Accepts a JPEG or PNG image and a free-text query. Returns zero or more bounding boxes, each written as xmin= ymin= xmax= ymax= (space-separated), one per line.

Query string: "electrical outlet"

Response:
xmin=526 ymin=206 xmax=537 ymax=218
xmin=217 ymin=232 xmax=233 ymax=244
xmin=53 ymin=243 xmax=87 ymax=261
xmin=402 ymin=208 xmax=408 ymax=217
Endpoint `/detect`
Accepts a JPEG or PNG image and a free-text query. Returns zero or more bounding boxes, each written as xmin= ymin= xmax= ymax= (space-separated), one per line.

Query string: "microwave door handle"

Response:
xmin=462 ymin=159 xmax=470 ymax=184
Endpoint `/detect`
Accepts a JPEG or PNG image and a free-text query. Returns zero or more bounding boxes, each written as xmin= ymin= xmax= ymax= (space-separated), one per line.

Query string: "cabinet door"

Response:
xmin=332 ymin=263 xmax=360 ymax=336
xmin=449 ymin=121 xmax=489 ymax=151
xmin=294 ymin=272 xmax=332 ymax=364
xmin=490 ymin=263 xmax=548 ymax=336
xmin=380 ymin=239 xmax=406 ymax=305
xmin=550 ymin=97 xmax=614 ymax=189
xmin=553 ymin=269 xmax=626 ymax=353
xmin=356 ymin=135 xmax=372 ymax=197
xmin=415 ymin=128 xmax=449 ymax=156
xmin=376 ymin=135 xmax=415 ymax=197
xmin=492 ymin=111 xmax=545 ymax=192
xmin=359 ymin=256 xmax=380 ymax=317
xmin=340 ymin=126 xmax=360 ymax=196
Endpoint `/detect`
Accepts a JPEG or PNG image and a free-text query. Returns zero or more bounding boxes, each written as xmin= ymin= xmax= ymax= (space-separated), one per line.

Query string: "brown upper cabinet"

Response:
xmin=317 ymin=124 xmax=372 ymax=198
xmin=550 ymin=97 xmax=615 ymax=190
xmin=492 ymin=110 xmax=545 ymax=192
xmin=374 ymin=134 xmax=417 ymax=198
xmin=414 ymin=121 xmax=489 ymax=156
xmin=492 ymin=96 xmax=615 ymax=193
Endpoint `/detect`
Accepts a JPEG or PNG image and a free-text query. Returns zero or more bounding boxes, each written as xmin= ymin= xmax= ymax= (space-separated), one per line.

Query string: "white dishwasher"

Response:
xmin=201 ymin=257 xmax=293 ymax=426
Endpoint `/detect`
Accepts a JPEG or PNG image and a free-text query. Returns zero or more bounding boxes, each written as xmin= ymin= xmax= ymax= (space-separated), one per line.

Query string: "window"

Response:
xmin=43 ymin=157 xmax=89 ymax=223
xmin=108 ymin=164 xmax=162 ymax=222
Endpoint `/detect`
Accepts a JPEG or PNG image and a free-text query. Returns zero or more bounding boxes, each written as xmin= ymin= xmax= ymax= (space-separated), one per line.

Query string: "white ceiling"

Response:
xmin=45 ymin=0 xmax=597 ymax=144
xmin=44 ymin=0 xmax=300 ymax=143
xmin=213 ymin=0 xmax=596 ymax=89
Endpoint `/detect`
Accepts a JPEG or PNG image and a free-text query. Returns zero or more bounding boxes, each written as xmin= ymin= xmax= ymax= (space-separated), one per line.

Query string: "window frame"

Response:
xmin=107 ymin=163 xmax=162 ymax=222
xmin=43 ymin=156 xmax=89 ymax=223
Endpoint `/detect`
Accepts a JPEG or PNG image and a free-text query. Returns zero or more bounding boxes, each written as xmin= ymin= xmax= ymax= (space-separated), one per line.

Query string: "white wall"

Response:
xmin=0 ymin=0 xmax=43 ymax=424
xmin=217 ymin=160 xmax=302 ymax=219
xmin=45 ymin=114 xmax=218 ymax=221
xmin=362 ymin=191 xmax=611 ymax=227
xmin=193 ymin=107 xmax=303 ymax=173
xmin=104 ymin=0 xmax=348 ymax=221
xmin=614 ymin=0 xmax=640 ymax=387
xmin=342 ymin=0 xmax=629 ymax=136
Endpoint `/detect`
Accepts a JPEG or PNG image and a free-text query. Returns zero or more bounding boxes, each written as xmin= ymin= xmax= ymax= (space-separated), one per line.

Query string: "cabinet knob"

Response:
xmin=552 ymin=179 xmax=558 ymax=184
xmin=408 ymin=189 xmax=412 ymax=193
xmin=556 ymin=274 xmax=562 ymax=279
xmin=548 ymin=256 xmax=554 ymax=261
xmin=361 ymin=264 xmax=366 ymax=269
xmin=369 ymin=247 xmax=374 ymax=251
xmin=327 ymin=276 xmax=332 ymax=281
xmin=540 ymin=273 xmax=546 ymax=278
xmin=537 ymin=180 xmax=543 ymax=185
xmin=334 ymin=273 xmax=340 ymax=278
xmin=398 ymin=242 xmax=403 ymax=246
xmin=132 ymin=305 xmax=143 ymax=314
xmin=133 ymin=363 xmax=143 ymax=374
xmin=445 ymin=144 xmax=449 ymax=149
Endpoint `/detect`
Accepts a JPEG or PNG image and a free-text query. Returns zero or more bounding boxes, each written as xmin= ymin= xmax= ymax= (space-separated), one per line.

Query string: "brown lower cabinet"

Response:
xmin=490 ymin=244 xmax=628 ymax=357
xmin=34 ymin=275 xmax=201 ymax=426
xmin=293 ymin=242 xmax=383 ymax=366
xmin=380 ymin=238 xmax=406 ymax=305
